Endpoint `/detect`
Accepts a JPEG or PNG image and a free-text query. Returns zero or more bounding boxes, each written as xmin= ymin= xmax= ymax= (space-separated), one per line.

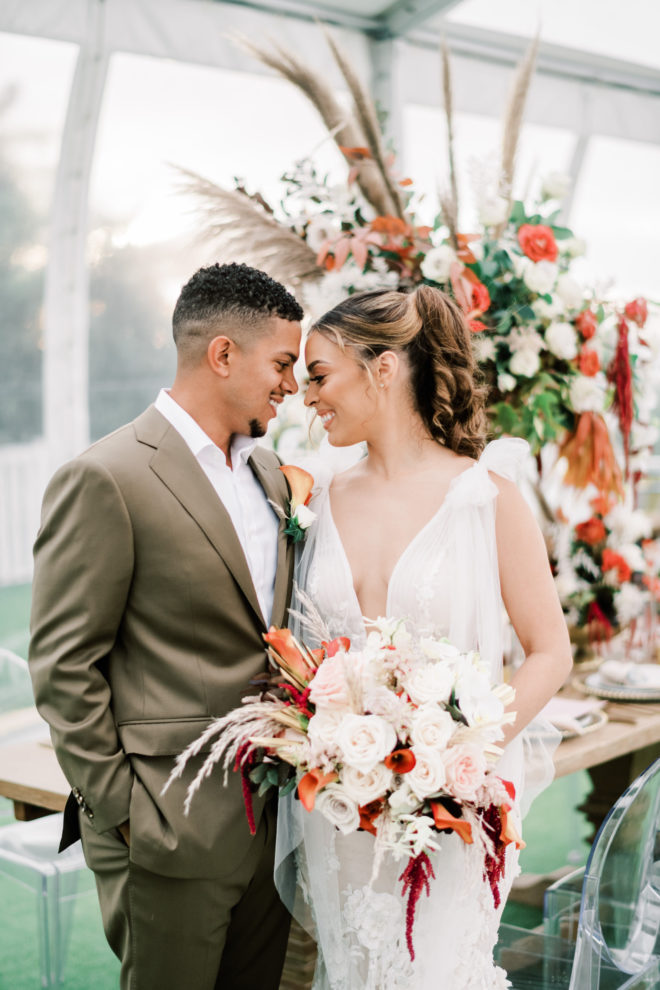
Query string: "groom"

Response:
xmin=29 ymin=263 xmax=303 ymax=990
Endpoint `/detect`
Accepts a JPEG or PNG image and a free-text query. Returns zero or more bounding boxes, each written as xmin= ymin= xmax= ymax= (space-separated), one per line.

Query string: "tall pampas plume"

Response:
xmin=495 ymin=33 xmax=540 ymax=238
xmin=439 ymin=37 xmax=458 ymax=248
xmin=321 ymin=25 xmax=405 ymax=220
xmin=172 ymin=166 xmax=321 ymax=288
xmin=232 ymin=32 xmax=395 ymax=219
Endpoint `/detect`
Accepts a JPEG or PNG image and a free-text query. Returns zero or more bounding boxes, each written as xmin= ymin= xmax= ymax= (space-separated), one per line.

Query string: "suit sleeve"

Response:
xmin=29 ymin=456 xmax=135 ymax=833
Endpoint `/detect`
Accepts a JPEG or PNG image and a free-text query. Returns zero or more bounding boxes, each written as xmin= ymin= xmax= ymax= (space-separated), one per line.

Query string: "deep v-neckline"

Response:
xmin=326 ymin=461 xmax=479 ymax=620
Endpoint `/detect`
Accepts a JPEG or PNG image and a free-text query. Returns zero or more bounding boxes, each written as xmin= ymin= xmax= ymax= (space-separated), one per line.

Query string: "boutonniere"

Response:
xmin=279 ymin=465 xmax=316 ymax=543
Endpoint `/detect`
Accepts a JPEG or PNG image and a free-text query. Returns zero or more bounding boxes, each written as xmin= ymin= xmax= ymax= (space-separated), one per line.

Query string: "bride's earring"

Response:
xmin=379 ymin=383 xmax=385 ymax=389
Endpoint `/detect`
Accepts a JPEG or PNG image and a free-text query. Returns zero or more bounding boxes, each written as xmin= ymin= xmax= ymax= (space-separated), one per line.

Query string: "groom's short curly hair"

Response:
xmin=173 ymin=262 xmax=303 ymax=364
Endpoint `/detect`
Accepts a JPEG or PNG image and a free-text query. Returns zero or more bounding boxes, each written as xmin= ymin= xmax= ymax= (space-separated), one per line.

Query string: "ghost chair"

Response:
xmin=495 ymin=758 xmax=660 ymax=989
xmin=0 ymin=649 xmax=96 ymax=987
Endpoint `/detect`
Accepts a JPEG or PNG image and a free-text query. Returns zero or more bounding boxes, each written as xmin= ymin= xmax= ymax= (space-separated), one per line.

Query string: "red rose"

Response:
xmin=575 ymin=309 xmax=597 ymax=340
xmin=624 ymin=297 xmax=648 ymax=327
xmin=517 ymin=224 xmax=558 ymax=263
xmin=470 ymin=281 xmax=491 ymax=315
xmin=575 ymin=517 xmax=607 ymax=546
xmin=578 ymin=348 xmax=600 ymax=377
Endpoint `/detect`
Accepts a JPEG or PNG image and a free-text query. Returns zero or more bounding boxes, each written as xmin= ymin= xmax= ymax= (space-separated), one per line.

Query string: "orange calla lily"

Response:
xmin=384 ymin=749 xmax=416 ymax=773
xmin=430 ymin=802 xmax=474 ymax=844
xmin=322 ymin=636 xmax=351 ymax=658
xmin=358 ymin=799 xmax=385 ymax=836
xmin=280 ymin=465 xmax=314 ymax=508
xmin=500 ymin=803 xmax=526 ymax=850
xmin=298 ymin=768 xmax=338 ymax=812
xmin=264 ymin=627 xmax=315 ymax=683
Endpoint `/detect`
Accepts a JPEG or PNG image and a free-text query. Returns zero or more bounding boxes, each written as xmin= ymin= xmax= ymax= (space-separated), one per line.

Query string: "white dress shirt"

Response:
xmin=155 ymin=389 xmax=279 ymax=626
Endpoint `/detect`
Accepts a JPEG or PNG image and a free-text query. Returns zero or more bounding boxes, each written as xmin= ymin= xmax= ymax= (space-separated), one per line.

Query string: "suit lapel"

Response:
xmin=135 ymin=406 xmax=265 ymax=627
xmin=248 ymin=448 xmax=293 ymax=629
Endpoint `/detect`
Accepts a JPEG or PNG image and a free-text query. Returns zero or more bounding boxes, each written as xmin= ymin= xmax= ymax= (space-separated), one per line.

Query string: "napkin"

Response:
xmin=539 ymin=697 xmax=606 ymax=735
xmin=599 ymin=660 xmax=660 ymax=689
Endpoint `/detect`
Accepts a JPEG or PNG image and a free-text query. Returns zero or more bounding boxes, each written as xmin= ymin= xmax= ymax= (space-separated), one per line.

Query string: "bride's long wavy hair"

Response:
xmin=309 ymin=284 xmax=489 ymax=458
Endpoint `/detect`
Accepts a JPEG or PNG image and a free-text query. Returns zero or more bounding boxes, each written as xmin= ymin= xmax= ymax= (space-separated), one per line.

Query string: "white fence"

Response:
xmin=0 ymin=441 xmax=49 ymax=587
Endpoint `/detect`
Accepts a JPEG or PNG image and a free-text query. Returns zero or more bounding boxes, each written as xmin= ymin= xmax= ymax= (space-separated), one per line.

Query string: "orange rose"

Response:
xmin=575 ymin=309 xmax=597 ymax=340
xmin=575 ymin=517 xmax=607 ymax=545
xmin=578 ymin=348 xmax=600 ymax=376
xmin=517 ymin=224 xmax=558 ymax=263
xmin=601 ymin=548 xmax=632 ymax=583
xmin=624 ymin=298 xmax=648 ymax=327
xmin=470 ymin=281 xmax=491 ymax=315
xmin=469 ymin=319 xmax=487 ymax=333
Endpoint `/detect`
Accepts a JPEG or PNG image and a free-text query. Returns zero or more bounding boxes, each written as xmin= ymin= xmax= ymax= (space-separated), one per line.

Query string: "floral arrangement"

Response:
xmin=163 ymin=614 xmax=523 ymax=958
xmin=554 ymin=492 xmax=659 ymax=647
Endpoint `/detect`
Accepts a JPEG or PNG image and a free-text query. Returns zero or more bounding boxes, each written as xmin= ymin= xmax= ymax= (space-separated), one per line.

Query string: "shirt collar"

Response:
xmin=155 ymin=389 xmax=258 ymax=467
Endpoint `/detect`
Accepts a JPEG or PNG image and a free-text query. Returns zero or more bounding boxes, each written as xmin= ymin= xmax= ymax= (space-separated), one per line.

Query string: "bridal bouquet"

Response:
xmin=164 ymin=615 xmax=522 ymax=958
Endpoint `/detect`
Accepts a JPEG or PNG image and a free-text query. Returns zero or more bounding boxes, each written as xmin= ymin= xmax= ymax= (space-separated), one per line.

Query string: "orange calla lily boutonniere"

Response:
xmin=279 ymin=465 xmax=316 ymax=543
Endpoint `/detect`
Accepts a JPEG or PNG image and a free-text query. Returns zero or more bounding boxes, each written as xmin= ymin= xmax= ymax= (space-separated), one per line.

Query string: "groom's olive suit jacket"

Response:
xmin=29 ymin=405 xmax=294 ymax=879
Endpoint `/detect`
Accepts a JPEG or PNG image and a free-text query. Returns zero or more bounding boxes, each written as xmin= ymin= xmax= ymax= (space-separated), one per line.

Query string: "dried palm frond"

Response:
xmin=495 ymin=34 xmax=540 ymax=237
xmin=322 ymin=26 xmax=404 ymax=220
xmin=174 ymin=165 xmax=321 ymax=288
xmin=233 ymin=32 xmax=394 ymax=218
xmin=440 ymin=37 xmax=459 ymax=247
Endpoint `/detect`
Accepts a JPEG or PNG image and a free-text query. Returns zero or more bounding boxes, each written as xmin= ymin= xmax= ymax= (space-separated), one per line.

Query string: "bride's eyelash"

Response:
xmin=308 ymin=375 xmax=325 ymax=384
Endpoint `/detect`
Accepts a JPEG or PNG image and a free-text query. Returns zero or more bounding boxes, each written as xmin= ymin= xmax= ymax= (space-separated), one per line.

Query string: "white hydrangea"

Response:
xmin=545 ymin=321 xmax=578 ymax=360
xmin=472 ymin=335 xmax=496 ymax=362
xmin=569 ymin=374 xmax=607 ymax=413
xmin=522 ymin=260 xmax=558 ymax=295
xmin=421 ymin=244 xmax=457 ymax=283
xmin=605 ymin=504 xmax=653 ymax=545
xmin=562 ymin=236 xmax=587 ymax=258
xmin=510 ymin=348 xmax=541 ymax=377
xmin=508 ymin=324 xmax=545 ymax=354
xmin=555 ymin=274 xmax=584 ymax=311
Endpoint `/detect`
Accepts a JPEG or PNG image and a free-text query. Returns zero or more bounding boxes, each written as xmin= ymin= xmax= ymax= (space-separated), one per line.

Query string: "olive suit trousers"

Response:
xmin=79 ymin=802 xmax=291 ymax=990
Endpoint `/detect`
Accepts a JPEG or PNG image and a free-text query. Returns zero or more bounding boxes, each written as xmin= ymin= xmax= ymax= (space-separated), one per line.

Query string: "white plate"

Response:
xmin=558 ymin=708 xmax=609 ymax=739
xmin=578 ymin=673 xmax=660 ymax=702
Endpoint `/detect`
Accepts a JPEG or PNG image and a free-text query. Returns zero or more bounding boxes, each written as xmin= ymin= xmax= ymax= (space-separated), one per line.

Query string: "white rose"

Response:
xmin=555 ymin=274 xmax=583 ymax=311
xmin=478 ymin=195 xmax=509 ymax=227
xmin=509 ymin=348 xmax=541 ymax=377
xmin=407 ymin=746 xmax=447 ymax=799
xmin=336 ymin=714 xmax=397 ymax=772
xmin=405 ymin=662 xmax=455 ymax=706
xmin=419 ymin=638 xmax=460 ymax=662
xmin=363 ymin=685 xmax=410 ymax=735
xmin=545 ymin=321 xmax=578 ymax=360
xmin=569 ymin=375 xmax=607 ymax=413
xmin=315 ymin=784 xmax=361 ymax=834
xmin=388 ymin=783 xmax=420 ymax=814
xmin=341 ymin=763 xmax=393 ymax=806
xmin=532 ymin=295 xmax=564 ymax=321
xmin=421 ymin=244 xmax=457 ymax=283
xmin=541 ymin=171 xmax=571 ymax=201
xmin=411 ymin=706 xmax=456 ymax=750
xmin=305 ymin=213 xmax=341 ymax=253
xmin=308 ymin=709 xmax=343 ymax=762
xmin=523 ymin=260 xmax=558 ymax=295
xmin=562 ymin=236 xmax=587 ymax=258
xmin=605 ymin=504 xmax=652 ymax=544
xmin=444 ymin=744 xmax=487 ymax=802
xmin=498 ymin=372 xmax=517 ymax=392
xmin=293 ymin=503 xmax=316 ymax=530
xmin=618 ymin=543 xmax=646 ymax=573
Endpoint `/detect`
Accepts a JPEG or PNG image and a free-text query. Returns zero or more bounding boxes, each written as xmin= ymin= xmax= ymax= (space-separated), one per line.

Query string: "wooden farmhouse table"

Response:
xmin=2 ymin=692 xmax=660 ymax=822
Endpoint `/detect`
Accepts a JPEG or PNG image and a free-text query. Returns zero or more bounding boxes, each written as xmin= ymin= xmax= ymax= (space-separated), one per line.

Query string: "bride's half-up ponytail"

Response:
xmin=310 ymin=284 xmax=488 ymax=457
xmin=407 ymin=284 xmax=488 ymax=458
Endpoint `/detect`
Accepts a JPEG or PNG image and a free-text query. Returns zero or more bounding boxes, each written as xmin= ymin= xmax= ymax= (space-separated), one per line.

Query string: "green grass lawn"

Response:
xmin=0 ymin=582 xmax=592 ymax=984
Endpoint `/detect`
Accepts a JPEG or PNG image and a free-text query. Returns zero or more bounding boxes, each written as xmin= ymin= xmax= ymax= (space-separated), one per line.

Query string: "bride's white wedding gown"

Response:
xmin=275 ymin=438 xmax=557 ymax=990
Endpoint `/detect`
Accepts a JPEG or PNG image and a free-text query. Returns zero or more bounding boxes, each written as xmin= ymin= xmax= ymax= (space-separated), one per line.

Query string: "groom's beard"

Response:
xmin=249 ymin=418 xmax=266 ymax=438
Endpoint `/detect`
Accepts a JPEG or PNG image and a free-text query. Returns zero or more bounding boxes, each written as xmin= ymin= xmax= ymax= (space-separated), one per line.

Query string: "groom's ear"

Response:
xmin=207 ymin=335 xmax=233 ymax=378
xmin=375 ymin=350 xmax=399 ymax=388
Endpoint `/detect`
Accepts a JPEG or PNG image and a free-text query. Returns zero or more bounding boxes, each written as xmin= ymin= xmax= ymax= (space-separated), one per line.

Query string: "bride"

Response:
xmin=277 ymin=284 xmax=573 ymax=989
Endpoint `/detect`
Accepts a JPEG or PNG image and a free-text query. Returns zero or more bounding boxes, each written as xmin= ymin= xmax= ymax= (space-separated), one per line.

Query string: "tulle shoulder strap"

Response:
xmin=478 ymin=437 xmax=530 ymax=483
